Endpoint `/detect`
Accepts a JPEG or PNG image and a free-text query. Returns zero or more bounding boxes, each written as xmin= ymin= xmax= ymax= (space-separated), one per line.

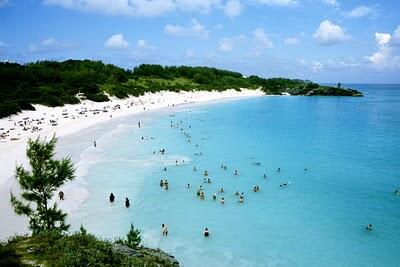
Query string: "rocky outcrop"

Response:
xmin=112 ymin=243 xmax=180 ymax=267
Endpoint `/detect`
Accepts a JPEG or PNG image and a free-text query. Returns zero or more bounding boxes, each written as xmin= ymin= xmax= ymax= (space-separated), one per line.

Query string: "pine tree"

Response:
xmin=10 ymin=136 xmax=75 ymax=234
xmin=116 ymin=223 xmax=142 ymax=249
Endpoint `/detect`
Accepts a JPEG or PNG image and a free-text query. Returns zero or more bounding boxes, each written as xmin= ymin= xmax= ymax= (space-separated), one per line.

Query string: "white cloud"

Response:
xmin=391 ymin=25 xmax=400 ymax=46
xmin=185 ymin=49 xmax=195 ymax=58
xmin=136 ymin=39 xmax=155 ymax=49
xmin=104 ymin=34 xmax=129 ymax=49
xmin=218 ymin=34 xmax=247 ymax=52
xmin=312 ymin=61 xmax=323 ymax=73
xmin=322 ymin=0 xmax=339 ymax=6
xmin=28 ymin=37 xmax=76 ymax=54
xmin=365 ymin=29 xmax=400 ymax=70
xmin=224 ymin=0 xmax=242 ymax=18
xmin=344 ymin=5 xmax=378 ymax=18
xmin=284 ymin=37 xmax=298 ymax=45
xmin=313 ymin=20 xmax=350 ymax=46
xmin=253 ymin=0 xmax=297 ymax=6
xmin=43 ymin=0 xmax=227 ymax=17
xmin=375 ymin=33 xmax=391 ymax=46
xmin=219 ymin=39 xmax=234 ymax=52
xmin=164 ymin=18 xmax=209 ymax=39
xmin=0 ymin=41 xmax=11 ymax=47
xmin=253 ymin=28 xmax=273 ymax=49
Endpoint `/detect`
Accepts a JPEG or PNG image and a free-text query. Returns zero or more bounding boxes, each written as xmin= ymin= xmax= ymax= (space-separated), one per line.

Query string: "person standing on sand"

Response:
xmin=58 ymin=191 xmax=64 ymax=200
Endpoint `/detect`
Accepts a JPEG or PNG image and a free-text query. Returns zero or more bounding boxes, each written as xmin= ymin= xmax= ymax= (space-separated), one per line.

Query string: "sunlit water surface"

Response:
xmin=58 ymin=84 xmax=400 ymax=267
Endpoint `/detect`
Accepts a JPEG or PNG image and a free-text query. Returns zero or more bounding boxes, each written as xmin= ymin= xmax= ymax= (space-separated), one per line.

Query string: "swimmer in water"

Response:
xmin=277 ymin=167 xmax=281 ymax=172
xmin=207 ymin=178 xmax=211 ymax=184
xmin=109 ymin=193 xmax=115 ymax=203
xmin=197 ymin=190 xmax=201 ymax=197
xmin=234 ymin=169 xmax=239 ymax=175
xmin=200 ymin=192 xmax=205 ymax=200
xmin=164 ymin=167 xmax=167 ymax=171
xmin=221 ymin=197 xmax=225 ymax=204
xmin=203 ymin=227 xmax=210 ymax=237
xmin=394 ymin=189 xmax=400 ymax=196
xmin=365 ymin=224 xmax=373 ymax=231
xmin=160 ymin=180 xmax=164 ymax=187
xmin=204 ymin=170 xmax=208 ymax=176
xmin=239 ymin=195 xmax=244 ymax=203
xmin=187 ymin=183 xmax=190 ymax=188
xmin=263 ymin=174 xmax=267 ymax=178
xmin=125 ymin=197 xmax=130 ymax=208
xmin=212 ymin=193 xmax=217 ymax=200
xmin=193 ymin=166 xmax=197 ymax=172
xmin=235 ymin=191 xmax=239 ymax=196
xmin=219 ymin=188 xmax=224 ymax=193
xmin=162 ymin=224 xmax=168 ymax=236
xmin=203 ymin=178 xmax=207 ymax=183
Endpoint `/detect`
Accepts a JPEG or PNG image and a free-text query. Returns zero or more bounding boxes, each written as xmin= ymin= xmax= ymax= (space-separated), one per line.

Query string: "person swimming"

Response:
xmin=207 ymin=178 xmax=211 ymax=184
xmin=164 ymin=167 xmax=167 ymax=171
xmin=109 ymin=193 xmax=115 ymax=202
xmin=394 ymin=189 xmax=400 ymax=196
xmin=204 ymin=170 xmax=208 ymax=176
xmin=365 ymin=224 xmax=373 ymax=231
xmin=203 ymin=227 xmax=210 ymax=237
xmin=193 ymin=166 xmax=197 ymax=172
xmin=203 ymin=178 xmax=207 ymax=183
xmin=212 ymin=193 xmax=217 ymax=200
xmin=200 ymin=192 xmax=205 ymax=200
xmin=277 ymin=167 xmax=281 ymax=172
xmin=263 ymin=174 xmax=267 ymax=178
xmin=239 ymin=195 xmax=244 ymax=203
xmin=165 ymin=183 xmax=169 ymax=190
xmin=235 ymin=191 xmax=239 ymax=196
xmin=219 ymin=188 xmax=224 ymax=193
xmin=160 ymin=180 xmax=164 ymax=187
xmin=234 ymin=169 xmax=239 ymax=175
xmin=125 ymin=197 xmax=130 ymax=208
xmin=162 ymin=224 xmax=168 ymax=236
xmin=221 ymin=197 xmax=225 ymax=204
xmin=187 ymin=183 xmax=190 ymax=188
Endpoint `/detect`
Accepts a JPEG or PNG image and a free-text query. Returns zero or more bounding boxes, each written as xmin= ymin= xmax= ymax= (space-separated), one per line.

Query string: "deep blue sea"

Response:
xmin=60 ymin=84 xmax=400 ymax=267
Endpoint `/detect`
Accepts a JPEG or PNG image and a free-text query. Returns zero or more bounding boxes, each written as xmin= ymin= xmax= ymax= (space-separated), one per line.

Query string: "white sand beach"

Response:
xmin=0 ymin=89 xmax=264 ymax=239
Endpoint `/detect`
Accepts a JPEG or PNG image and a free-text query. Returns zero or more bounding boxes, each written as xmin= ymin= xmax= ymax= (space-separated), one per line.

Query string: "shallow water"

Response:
xmin=63 ymin=85 xmax=400 ymax=266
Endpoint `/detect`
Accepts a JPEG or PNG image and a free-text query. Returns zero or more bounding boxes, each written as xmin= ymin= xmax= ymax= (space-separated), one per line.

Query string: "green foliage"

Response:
xmin=0 ymin=60 xmax=362 ymax=118
xmin=0 ymin=240 xmax=25 ymax=267
xmin=0 ymin=229 xmax=177 ymax=267
xmin=10 ymin=136 xmax=75 ymax=234
xmin=116 ymin=223 xmax=142 ymax=249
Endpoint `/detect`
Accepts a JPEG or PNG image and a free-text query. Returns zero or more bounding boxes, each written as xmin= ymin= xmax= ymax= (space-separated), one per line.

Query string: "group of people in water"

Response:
xmin=109 ymin=193 xmax=130 ymax=208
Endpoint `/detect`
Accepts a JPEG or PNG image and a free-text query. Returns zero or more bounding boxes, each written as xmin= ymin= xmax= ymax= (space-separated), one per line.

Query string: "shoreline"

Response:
xmin=0 ymin=89 xmax=264 ymax=240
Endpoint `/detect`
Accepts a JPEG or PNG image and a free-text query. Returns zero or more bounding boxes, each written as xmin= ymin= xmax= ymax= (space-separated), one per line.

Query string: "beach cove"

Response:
xmin=1 ymin=84 xmax=400 ymax=266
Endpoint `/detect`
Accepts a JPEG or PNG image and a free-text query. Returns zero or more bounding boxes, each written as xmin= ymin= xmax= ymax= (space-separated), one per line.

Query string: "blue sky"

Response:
xmin=0 ymin=0 xmax=399 ymax=83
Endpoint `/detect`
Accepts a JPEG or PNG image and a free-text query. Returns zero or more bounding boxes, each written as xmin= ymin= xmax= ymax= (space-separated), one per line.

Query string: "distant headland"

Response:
xmin=0 ymin=60 xmax=362 ymax=118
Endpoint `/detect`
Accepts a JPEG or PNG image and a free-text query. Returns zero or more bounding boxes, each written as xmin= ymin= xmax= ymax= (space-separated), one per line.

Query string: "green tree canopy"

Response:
xmin=10 ymin=136 xmax=75 ymax=234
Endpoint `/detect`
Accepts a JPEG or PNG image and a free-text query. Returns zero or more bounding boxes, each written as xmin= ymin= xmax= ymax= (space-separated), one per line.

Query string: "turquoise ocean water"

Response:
xmin=59 ymin=84 xmax=400 ymax=266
